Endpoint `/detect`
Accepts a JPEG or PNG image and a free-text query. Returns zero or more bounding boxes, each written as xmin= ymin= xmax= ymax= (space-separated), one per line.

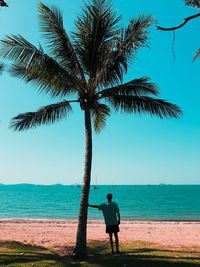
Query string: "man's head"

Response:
xmin=107 ymin=193 xmax=112 ymax=201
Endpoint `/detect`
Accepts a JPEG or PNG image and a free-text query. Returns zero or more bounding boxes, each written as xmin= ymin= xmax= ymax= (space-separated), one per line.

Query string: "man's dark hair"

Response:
xmin=107 ymin=193 xmax=112 ymax=201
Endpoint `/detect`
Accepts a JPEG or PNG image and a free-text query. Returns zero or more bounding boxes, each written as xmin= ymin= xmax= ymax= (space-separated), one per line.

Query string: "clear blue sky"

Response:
xmin=0 ymin=0 xmax=199 ymax=185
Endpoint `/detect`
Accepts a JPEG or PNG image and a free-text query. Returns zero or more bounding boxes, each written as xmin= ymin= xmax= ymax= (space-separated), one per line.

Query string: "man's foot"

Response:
xmin=115 ymin=250 xmax=120 ymax=254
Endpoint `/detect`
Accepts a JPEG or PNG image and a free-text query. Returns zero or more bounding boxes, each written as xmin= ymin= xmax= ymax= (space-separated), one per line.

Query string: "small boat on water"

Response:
xmin=92 ymin=175 xmax=100 ymax=189
xmin=92 ymin=185 xmax=100 ymax=190
xmin=72 ymin=184 xmax=81 ymax=188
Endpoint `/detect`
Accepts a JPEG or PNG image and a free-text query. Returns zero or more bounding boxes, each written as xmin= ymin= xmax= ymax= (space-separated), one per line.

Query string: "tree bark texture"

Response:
xmin=73 ymin=108 xmax=92 ymax=259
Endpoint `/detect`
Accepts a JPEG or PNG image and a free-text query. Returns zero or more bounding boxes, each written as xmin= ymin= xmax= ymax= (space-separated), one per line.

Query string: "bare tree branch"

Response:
xmin=157 ymin=12 xmax=200 ymax=31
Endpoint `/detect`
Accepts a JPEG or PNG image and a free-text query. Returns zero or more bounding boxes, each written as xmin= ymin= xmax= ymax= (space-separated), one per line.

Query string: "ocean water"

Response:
xmin=0 ymin=184 xmax=200 ymax=220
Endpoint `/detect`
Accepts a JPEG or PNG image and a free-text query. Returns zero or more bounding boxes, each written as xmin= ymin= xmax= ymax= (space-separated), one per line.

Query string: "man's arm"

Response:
xmin=117 ymin=211 xmax=120 ymax=225
xmin=115 ymin=202 xmax=120 ymax=224
xmin=88 ymin=204 xmax=99 ymax=208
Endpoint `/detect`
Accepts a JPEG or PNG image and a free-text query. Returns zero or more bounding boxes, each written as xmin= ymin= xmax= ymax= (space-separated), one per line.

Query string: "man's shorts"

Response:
xmin=106 ymin=224 xmax=120 ymax=234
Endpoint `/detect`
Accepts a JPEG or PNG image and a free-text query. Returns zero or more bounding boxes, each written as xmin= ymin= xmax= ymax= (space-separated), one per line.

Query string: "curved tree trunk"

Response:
xmin=73 ymin=108 xmax=92 ymax=260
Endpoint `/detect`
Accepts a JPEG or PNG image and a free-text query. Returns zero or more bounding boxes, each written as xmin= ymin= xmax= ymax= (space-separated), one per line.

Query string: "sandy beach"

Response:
xmin=1 ymin=220 xmax=200 ymax=252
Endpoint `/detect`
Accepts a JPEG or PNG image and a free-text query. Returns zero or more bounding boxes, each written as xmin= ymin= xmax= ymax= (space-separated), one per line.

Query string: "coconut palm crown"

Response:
xmin=0 ymin=0 xmax=182 ymax=259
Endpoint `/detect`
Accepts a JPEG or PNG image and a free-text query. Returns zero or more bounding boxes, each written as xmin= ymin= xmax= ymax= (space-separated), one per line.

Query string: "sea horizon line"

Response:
xmin=1 ymin=183 xmax=200 ymax=186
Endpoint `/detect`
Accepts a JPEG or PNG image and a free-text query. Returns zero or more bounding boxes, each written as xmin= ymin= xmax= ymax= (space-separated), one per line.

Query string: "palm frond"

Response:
xmin=107 ymin=95 xmax=182 ymax=118
xmin=193 ymin=48 xmax=200 ymax=61
xmin=121 ymin=15 xmax=154 ymax=58
xmin=0 ymin=1 xmax=8 ymax=7
xmin=0 ymin=35 xmax=82 ymax=97
xmin=95 ymin=15 xmax=154 ymax=86
xmin=0 ymin=63 xmax=4 ymax=74
xmin=0 ymin=35 xmax=45 ymax=65
xmin=98 ymin=77 xmax=158 ymax=97
xmin=73 ymin=0 xmax=121 ymax=77
xmin=10 ymin=62 xmax=82 ymax=98
xmin=38 ymin=3 xmax=85 ymax=80
xmin=185 ymin=0 xmax=200 ymax=8
xmin=91 ymin=103 xmax=110 ymax=133
xmin=10 ymin=100 xmax=72 ymax=131
xmin=95 ymin=42 xmax=126 ymax=86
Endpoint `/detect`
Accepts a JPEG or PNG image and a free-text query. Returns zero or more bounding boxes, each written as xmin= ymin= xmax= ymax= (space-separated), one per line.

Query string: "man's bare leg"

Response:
xmin=109 ymin=233 xmax=114 ymax=254
xmin=114 ymin=232 xmax=120 ymax=253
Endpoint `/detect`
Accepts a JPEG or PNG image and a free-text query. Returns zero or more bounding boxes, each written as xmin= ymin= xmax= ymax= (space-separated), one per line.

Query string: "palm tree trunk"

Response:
xmin=73 ymin=107 xmax=92 ymax=260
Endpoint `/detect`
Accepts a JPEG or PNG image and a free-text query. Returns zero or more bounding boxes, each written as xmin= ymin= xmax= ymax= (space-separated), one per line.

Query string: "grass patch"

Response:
xmin=0 ymin=240 xmax=200 ymax=266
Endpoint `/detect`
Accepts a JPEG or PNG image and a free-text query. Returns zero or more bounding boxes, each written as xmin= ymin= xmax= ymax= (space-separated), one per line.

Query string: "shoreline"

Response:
xmin=1 ymin=218 xmax=200 ymax=223
xmin=1 ymin=219 xmax=200 ymax=251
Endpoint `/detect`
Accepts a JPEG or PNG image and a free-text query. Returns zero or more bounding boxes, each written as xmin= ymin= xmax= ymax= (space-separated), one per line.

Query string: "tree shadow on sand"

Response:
xmin=0 ymin=241 xmax=200 ymax=267
xmin=0 ymin=241 xmax=61 ymax=266
xmin=87 ymin=241 xmax=200 ymax=267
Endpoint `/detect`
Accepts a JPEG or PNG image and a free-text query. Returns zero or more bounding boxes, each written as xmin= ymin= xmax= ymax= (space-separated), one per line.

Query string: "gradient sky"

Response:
xmin=0 ymin=0 xmax=199 ymax=185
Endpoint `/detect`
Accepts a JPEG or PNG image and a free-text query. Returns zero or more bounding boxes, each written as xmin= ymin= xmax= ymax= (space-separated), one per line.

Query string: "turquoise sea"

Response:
xmin=0 ymin=184 xmax=200 ymax=220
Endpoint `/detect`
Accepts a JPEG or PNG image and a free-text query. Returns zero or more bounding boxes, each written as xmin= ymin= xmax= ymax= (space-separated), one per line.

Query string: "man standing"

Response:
xmin=88 ymin=193 xmax=120 ymax=254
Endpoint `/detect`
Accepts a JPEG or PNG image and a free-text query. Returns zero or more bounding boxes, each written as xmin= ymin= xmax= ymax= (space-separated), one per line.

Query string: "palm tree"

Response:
xmin=0 ymin=0 xmax=182 ymax=259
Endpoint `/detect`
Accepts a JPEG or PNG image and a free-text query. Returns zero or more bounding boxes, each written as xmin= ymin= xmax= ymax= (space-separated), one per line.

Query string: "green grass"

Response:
xmin=0 ymin=240 xmax=200 ymax=266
